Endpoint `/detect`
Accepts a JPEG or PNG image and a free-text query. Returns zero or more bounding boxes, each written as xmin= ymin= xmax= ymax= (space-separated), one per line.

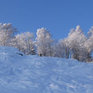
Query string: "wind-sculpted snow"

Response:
xmin=0 ymin=47 xmax=93 ymax=93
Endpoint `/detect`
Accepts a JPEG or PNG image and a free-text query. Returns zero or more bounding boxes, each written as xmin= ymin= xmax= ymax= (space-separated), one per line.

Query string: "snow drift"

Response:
xmin=0 ymin=47 xmax=93 ymax=93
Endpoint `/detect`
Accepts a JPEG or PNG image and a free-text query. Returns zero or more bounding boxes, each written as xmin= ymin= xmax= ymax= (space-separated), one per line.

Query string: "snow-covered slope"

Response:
xmin=0 ymin=47 xmax=93 ymax=93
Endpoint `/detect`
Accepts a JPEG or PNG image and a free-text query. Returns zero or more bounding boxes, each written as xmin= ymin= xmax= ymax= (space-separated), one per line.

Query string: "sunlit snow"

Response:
xmin=0 ymin=47 xmax=93 ymax=93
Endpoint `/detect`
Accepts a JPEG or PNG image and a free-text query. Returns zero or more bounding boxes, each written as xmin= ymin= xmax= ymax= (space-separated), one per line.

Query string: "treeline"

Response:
xmin=0 ymin=23 xmax=93 ymax=62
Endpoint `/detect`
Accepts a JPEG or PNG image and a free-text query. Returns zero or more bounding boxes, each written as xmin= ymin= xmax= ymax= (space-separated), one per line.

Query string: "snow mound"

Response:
xmin=0 ymin=47 xmax=93 ymax=93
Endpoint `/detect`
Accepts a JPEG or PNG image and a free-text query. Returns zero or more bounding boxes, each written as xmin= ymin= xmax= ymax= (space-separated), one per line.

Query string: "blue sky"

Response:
xmin=0 ymin=0 xmax=93 ymax=39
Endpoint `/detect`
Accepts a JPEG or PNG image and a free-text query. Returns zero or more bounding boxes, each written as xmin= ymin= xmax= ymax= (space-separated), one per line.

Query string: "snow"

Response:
xmin=0 ymin=47 xmax=93 ymax=93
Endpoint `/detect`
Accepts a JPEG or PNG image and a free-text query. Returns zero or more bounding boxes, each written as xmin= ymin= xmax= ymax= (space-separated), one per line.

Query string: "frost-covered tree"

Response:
xmin=53 ymin=39 xmax=70 ymax=58
xmin=36 ymin=28 xmax=53 ymax=56
xmin=85 ymin=27 xmax=93 ymax=52
xmin=84 ymin=26 xmax=93 ymax=61
xmin=0 ymin=23 xmax=93 ymax=61
xmin=66 ymin=25 xmax=87 ymax=61
xmin=0 ymin=23 xmax=16 ymax=46
xmin=14 ymin=32 xmax=35 ymax=55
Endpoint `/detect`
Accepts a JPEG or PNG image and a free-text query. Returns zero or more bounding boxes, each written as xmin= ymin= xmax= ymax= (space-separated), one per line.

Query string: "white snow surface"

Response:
xmin=0 ymin=47 xmax=93 ymax=93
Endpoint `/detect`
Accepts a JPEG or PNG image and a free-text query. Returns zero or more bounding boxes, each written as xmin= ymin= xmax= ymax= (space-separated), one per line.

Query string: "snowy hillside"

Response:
xmin=0 ymin=47 xmax=93 ymax=93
